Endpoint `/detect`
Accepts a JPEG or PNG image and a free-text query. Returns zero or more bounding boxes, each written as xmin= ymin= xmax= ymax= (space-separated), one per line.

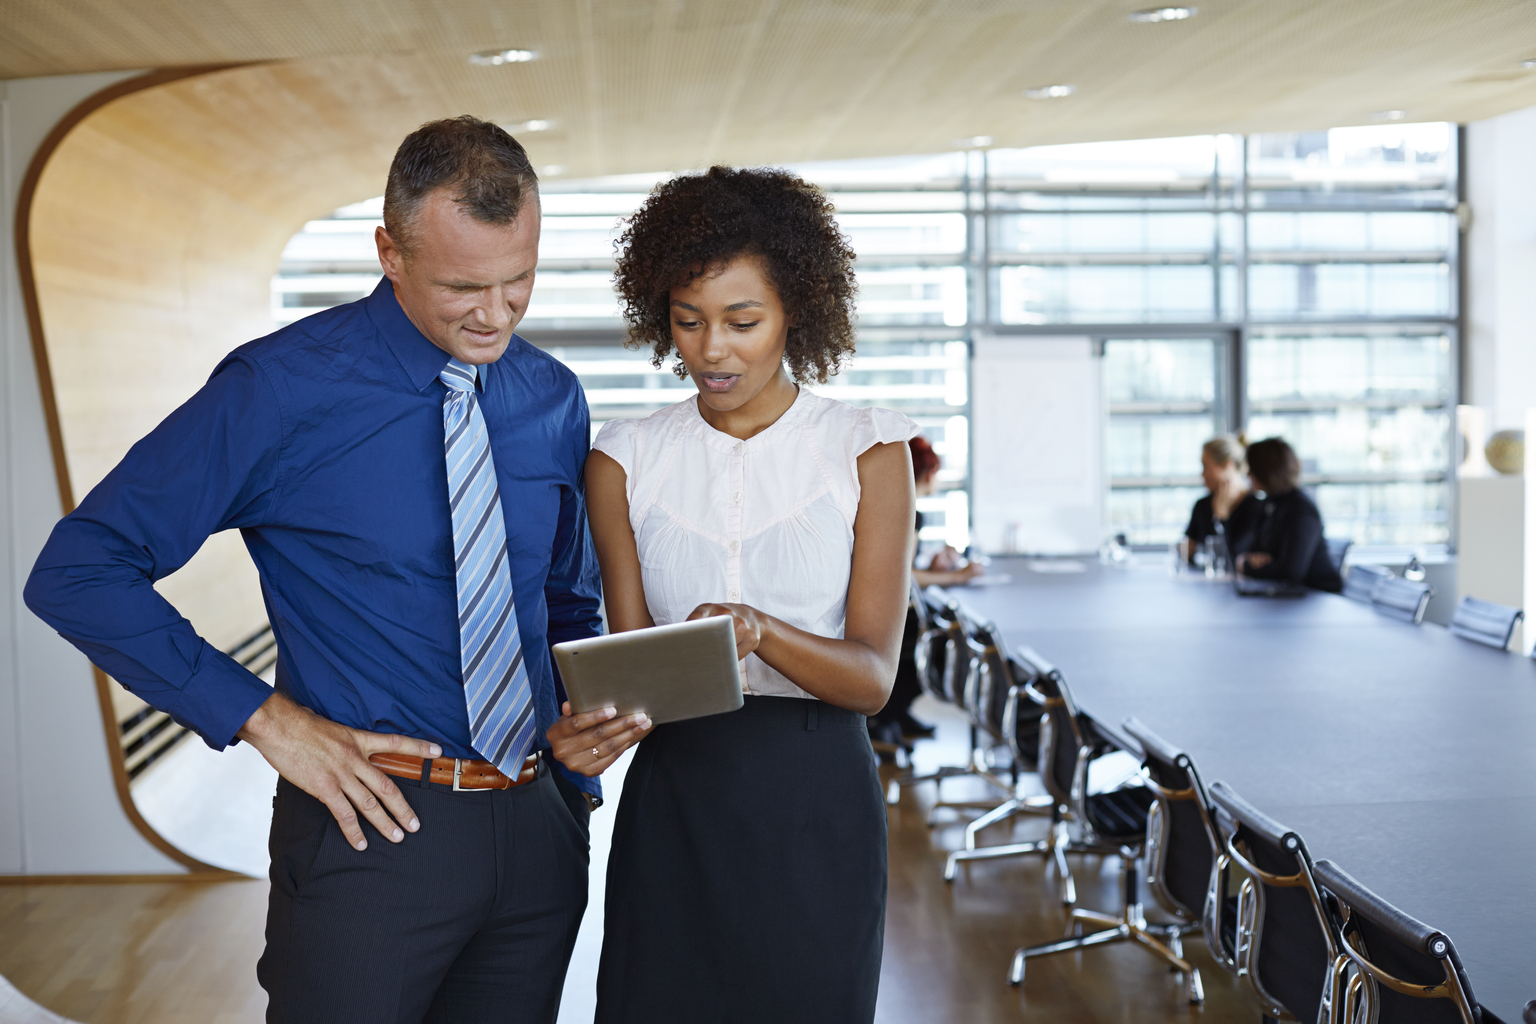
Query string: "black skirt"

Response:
xmin=595 ymin=696 xmax=887 ymax=1024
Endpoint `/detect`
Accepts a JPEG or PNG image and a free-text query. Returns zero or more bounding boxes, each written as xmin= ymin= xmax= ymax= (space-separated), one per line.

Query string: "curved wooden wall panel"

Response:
xmin=23 ymin=60 xmax=476 ymax=872
xmin=30 ymin=56 xmax=463 ymax=650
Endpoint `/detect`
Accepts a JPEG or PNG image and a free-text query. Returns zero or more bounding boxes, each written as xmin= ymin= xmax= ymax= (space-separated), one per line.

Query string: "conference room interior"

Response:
xmin=2 ymin=2 xmax=1535 ymax=1022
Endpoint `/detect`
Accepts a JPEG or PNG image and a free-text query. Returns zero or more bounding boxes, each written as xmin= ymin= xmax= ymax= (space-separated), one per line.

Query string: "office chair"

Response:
xmin=999 ymin=664 xmax=1157 ymax=987
xmin=948 ymin=649 xmax=1144 ymax=898
xmin=1343 ymin=564 xmax=1393 ymax=604
xmin=1209 ymin=781 xmax=1341 ymax=1024
xmin=1014 ymin=716 xmax=1222 ymax=1005
xmin=1313 ymin=859 xmax=1485 ymax=1024
xmin=1371 ymin=576 xmax=1432 ymax=625
xmin=1448 ymin=595 xmax=1522 ymax=651
xmin=1325 ymin=538 xmax=1353 ymax=573
xmin=909 ymin=584 xmax=951 ymax=703
xmin=934 ymin=621 xmax=1054 ymax=841
xmin=885 ymin=588 xmax=985 ymax=806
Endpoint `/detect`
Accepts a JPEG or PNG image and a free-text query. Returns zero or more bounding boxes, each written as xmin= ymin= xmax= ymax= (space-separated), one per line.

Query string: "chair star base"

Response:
xmin=1008 ymin=902 xmax=1204 ymax=1006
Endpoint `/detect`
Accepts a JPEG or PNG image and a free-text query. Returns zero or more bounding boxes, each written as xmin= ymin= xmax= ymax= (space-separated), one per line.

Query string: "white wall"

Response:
xmin=1 ymin=72 xmax=186 ymax=875
xmin=970 ymin=335 xmax=1104 ymax=555
xmin=1459 ymin=104 xmax=1536 ymax=647
xmin=1465 ymin=104 xmax=1536 ymax=432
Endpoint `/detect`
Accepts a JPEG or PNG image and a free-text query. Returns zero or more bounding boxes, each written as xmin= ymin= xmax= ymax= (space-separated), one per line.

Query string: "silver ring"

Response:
xmin=592 ymin=746 xmax=601 ymax=758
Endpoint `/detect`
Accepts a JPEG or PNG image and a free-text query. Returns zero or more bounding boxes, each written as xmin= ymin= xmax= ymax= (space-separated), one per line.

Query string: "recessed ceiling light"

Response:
xmin=1024 ymin=85 xmax=1075 ymax=100
xmin=1371 ymin=109 xmax=1408 ymax=122
xmin=469 ymin=48 xmax=540 ymax=66
xmin=501 ymin=119 xmax=554 ymax=133
xmin=954 ymin=135 xmax=994 ymax=148
xmin=1128 ymin=6 xmax=1197 ymax=22
xmin=1522 ymin=58 xmax=1536 ymax=69
xmin=539 ymin=164 xmax=567 ymax=177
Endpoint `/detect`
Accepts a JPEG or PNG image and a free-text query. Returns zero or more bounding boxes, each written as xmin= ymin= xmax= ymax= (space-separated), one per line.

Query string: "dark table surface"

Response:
xmin=949 ymin=558 xmax=1536 ymax=1022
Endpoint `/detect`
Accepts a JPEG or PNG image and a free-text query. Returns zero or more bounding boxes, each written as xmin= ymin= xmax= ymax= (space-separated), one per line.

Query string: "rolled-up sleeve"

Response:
xmin=24 ymin=356 xmax=284 ymax=749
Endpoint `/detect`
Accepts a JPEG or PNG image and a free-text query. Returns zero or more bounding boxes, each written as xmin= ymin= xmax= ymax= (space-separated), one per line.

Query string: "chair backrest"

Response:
xmin=1448 ymin=596 xmax=1522 ymax=651
xmin=961 ymin=617 xmax=1015 ymax=741
xmin=941 ymin=610 xmax=976 ymax=705
xmin=1371 ymin=576 xmax=1432 ymax=625
xmin=909 ymin=579 xmax=932 ymax=632
xmin=1326 ymin=538 xmax=1353 ymax=572
xmin=1002 ymin=659 xmax=1043 ymax=767
xmin=913 ymin=586 xmax=956 ymax=702
xmin=1312 ymin=859 xmax=1482 ymax=1024
xmin=1344 ymin=563 xmax=1393 ymax=603
xmin=1123 ymin=717 xmax=1217 ymax=923
xmin=1017 ymin=647 xmax=1083 ymax=808
xmin=1209 ymin=780 xmax=1337 ymax=1024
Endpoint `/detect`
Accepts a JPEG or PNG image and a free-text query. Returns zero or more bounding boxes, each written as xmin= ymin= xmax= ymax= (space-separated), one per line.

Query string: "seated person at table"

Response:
xmin=1235 ymin=437 xmax=1343 ymax=593
xmin=1183 ymin=434 xmax=1261 ymax=565
xmin=911 ymin=436 xmax=982 ymax=589
xmin=869 ymin=436 xmax=979 ymax=747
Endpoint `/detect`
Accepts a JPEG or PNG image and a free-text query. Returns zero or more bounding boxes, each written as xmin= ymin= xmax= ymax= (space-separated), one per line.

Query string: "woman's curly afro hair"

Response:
xmin=614 ymin=166 xmax=858 ymax=384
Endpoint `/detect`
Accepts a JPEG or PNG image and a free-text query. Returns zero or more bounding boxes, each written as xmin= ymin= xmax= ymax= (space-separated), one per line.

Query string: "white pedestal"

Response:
xmin=1457 ymin=475 xmax=1524 ymax=604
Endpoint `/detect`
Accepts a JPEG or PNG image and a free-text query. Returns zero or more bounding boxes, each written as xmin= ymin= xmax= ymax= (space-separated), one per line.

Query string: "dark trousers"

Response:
xmin=259 ymin=761 xmax=590 ymax=1024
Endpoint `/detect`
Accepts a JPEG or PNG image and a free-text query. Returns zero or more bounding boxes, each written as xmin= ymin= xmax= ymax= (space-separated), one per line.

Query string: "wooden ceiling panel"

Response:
xmin=5 ymin=1 xmax=1536 ymax=179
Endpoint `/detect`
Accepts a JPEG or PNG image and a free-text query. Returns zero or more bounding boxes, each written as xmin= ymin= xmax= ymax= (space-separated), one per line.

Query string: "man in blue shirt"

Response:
xmin=25 ymin=117 xmax=651 ymax=1023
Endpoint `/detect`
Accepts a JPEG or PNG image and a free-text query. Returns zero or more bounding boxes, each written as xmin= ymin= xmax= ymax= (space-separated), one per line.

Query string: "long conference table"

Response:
xmin=948 ymin=557 xmax=1536 ymax=1024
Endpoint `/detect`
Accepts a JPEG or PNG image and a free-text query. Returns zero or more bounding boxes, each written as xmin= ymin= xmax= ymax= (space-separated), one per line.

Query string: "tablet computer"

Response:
xmin=552 ymin=615 xmax=744 ymax=725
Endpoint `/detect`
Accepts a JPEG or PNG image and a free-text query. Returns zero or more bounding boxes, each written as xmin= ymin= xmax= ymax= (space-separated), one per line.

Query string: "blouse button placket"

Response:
xmin=727 ymin=440 xmax=746 ymax=689
xmin=726 ymin=441 xmax=744 ymax=604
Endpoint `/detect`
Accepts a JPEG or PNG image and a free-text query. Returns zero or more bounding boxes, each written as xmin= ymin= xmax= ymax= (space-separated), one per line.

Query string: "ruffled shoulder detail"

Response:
xmin=592 ymin=416 xmax=640 ymax=476
xmin=847 ymin=405 xmax=921 ymax=458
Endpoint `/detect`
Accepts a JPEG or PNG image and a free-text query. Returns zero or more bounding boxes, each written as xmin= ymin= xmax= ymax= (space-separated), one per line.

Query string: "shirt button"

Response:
xmin=730 ymin=540 xmax=739 ymax=552
xmin=732 ymin=442 xmax=741 ymax=452
xmin=730 ymin=590 xmax=739 ymax=600
xmin=733 ymin=492 xmax=742 ymax=503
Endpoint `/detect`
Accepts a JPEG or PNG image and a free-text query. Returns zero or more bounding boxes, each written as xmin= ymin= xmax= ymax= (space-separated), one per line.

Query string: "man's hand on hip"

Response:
xmin=237 ymin=692 xmax=441 ymax=851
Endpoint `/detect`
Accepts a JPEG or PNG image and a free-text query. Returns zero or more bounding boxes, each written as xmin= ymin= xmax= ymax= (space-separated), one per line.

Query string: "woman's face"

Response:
xmin=669 ymin=255 xmax=792 ymax=417
xmin=1201 ymin=452 xmax=1229 ymax=493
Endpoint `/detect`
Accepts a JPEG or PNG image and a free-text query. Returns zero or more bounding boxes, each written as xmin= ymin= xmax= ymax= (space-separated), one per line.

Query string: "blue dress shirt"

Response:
xmin=25 ymin=279 xmax=604 ymax=797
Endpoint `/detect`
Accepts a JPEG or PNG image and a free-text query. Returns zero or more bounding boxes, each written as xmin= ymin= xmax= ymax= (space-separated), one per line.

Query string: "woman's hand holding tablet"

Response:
xmin=546 ymin=615 xmax=745 ymax=777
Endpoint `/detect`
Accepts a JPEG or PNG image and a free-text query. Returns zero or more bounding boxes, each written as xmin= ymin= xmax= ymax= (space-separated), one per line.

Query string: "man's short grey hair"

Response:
xmin=383 ymin=115 xmax=539 ymax=259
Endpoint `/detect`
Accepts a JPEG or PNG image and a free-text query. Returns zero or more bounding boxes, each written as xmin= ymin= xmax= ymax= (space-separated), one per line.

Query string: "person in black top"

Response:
xmin=869 ymin=436 xmax=979 ymax=750
xmin=1183 ymin=435 xmax=1262 ymax=565
xmin=1235 ymin=437 xmax=1343 ymax=593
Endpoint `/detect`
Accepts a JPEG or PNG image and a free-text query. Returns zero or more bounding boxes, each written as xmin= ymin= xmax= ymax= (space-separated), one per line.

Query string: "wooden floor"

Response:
xmin=0 ymin=698 xmax=1255 ymax=1023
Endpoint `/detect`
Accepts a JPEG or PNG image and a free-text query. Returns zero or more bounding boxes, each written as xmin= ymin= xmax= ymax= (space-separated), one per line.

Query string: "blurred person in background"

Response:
xmin=1181 ymin=434 xmax=1260 ymax=566
xmin=1236 ymin=436 xmax=1343 ymax=593
xmin=868 ymin=436 xmax=980 ymax=751
xmin=910 ymin=435 xmax=981 ymax=589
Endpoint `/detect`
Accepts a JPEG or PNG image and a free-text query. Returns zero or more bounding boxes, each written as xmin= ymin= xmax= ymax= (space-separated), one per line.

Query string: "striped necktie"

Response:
xmin=439 ymin=358 xmax=535 ymax=776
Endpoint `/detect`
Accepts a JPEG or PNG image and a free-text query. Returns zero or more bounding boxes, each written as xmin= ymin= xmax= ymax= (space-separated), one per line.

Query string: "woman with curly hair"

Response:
xmin=555 ymin=165 xmax=916 ymax=1022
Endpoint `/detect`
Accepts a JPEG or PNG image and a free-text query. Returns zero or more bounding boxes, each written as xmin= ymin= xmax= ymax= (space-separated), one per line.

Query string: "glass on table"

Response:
xmin=1200 ymin=534 xmax=1231 ymax=579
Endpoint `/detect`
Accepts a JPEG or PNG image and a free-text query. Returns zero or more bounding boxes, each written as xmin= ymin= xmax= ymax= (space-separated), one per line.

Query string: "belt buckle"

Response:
xmin=451 ymin=758 xmax=489 ymax=793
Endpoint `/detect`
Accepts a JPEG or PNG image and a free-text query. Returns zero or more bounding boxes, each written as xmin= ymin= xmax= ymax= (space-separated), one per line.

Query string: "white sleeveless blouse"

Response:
xmin=592 ymin=389 xmax=919 ymax=700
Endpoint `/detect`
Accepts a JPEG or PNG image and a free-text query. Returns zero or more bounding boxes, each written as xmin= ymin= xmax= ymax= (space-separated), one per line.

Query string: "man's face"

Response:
xmin=375 ymin=189 xmax=541 ymax=366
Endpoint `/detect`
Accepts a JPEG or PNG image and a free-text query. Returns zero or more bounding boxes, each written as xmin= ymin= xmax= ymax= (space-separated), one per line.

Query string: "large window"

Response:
xmin=273 ymin=121 xmax=1457 ymax=553
xmin=978 ymin=124 xmax=1458 ymax=547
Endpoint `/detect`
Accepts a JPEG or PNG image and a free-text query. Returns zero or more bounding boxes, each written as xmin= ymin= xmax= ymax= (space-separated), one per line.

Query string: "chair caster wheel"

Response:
xmin=1008 ymin=954 xmax=1024 ymax=986
xmin=1187 ymin=967 xmax=1205 ymax=1005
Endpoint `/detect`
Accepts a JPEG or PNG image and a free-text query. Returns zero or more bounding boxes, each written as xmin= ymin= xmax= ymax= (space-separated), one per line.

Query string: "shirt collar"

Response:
xmin=364 ymin=278 xmax=453 ymax=392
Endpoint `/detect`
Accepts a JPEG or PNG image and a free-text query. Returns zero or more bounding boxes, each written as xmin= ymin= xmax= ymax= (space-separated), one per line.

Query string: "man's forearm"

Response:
xmin=26 ymin=546 xmax=275 ymax=749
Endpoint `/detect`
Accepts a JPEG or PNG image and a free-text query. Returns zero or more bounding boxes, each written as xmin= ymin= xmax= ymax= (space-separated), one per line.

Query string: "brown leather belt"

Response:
xmin=368 ymin=751 xmax=540 ymax=791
